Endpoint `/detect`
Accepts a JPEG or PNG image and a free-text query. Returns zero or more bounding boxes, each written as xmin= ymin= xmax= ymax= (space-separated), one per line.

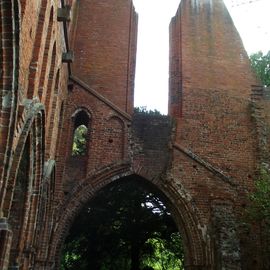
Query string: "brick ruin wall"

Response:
xmin=71 ymin=0 xmax=137 ymax=114
xmin=1 ymin=0 xmax=270 ymax=269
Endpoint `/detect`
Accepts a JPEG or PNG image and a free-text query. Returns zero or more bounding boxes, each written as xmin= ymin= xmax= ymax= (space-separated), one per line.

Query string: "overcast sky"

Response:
xmin=132 ymin=0 xmax=270 ymax=114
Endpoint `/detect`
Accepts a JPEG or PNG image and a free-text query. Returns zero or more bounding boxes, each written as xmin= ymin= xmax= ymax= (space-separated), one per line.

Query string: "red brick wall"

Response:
xmin=169 ymin=0 xmax=258 ymax=182
xmin=57 ymin=79 xmax=131 ymax=193
xmin=1 ymin=0 xmax=269 ymax=269
xmin=169 ymin=0 xmax=263 ymax=267
xmin=0 ymin=0 xmax=70 ymax=268
xmin=72 ymin=0 xmax=138 ymax=114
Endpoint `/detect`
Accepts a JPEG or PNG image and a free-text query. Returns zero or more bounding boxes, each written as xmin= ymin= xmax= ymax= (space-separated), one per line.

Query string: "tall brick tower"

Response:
xmin=168 ymin=0 xmax=265 ymax=269
xmin=169 ymin=0 xmax=258 ymax=182
xmin=71 ymin=0 xmax=138 ymax=114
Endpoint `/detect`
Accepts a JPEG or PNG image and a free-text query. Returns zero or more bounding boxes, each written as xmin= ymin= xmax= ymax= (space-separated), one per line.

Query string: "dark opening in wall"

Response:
xmin=72 ymin=110 xmax=90 ymax=156
xmin=8 ymin=136 xmax=31 ymax=266
xmin=61 ymin=175 xmax=185 ymax=270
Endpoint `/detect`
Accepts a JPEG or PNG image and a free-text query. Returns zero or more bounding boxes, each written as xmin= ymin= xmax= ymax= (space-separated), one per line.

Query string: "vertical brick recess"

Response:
xmin=0 ymin=0 xmax=270 ymax=269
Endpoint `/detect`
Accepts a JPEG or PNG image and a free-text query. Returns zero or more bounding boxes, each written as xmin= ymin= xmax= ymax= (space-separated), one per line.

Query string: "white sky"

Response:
xmin=132 ymin=0 xmax=270 ymax=114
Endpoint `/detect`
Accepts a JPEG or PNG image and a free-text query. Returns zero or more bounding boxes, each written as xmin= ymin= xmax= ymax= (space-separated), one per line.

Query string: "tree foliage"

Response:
xmin=247 ymin=167 xmax=270 ymax=231
xmin=72 ymin=124 xmax=88 ymax=156
xmin=245 ymin=167 xmax=270 ymax=268
xmin=134 ymin=106 xmax=162 ymax=116
xmin=61 ymin=178 xmax=184 ymax=270
xmin=250 ymin=51 xmax=270 ymax=87
xmin=141 ymin=233 xmax=183 ymax=270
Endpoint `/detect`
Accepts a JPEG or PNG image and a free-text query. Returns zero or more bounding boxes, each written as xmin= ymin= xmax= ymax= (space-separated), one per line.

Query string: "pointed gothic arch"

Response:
xmin=1 ymin=101 xmax=45 ymax=269
xmin=46 ymin=164 xmax=212 ymax=269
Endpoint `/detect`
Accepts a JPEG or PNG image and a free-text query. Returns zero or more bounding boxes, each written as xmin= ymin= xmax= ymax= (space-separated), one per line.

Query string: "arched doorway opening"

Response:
xmin=61 ymin=175 xmax=185 ymax=270
xmin=51 ymin=167 xmax=212 ymax=270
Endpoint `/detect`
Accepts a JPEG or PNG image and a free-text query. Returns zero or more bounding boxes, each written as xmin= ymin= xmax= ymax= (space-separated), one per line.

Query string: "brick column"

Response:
xmin=212 ymin=202 xmax=241 ymax=270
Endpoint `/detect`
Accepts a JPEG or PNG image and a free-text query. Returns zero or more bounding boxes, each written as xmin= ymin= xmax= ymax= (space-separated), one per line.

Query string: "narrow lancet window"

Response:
xmin=72 ymin=110 xmax=90 ymax=156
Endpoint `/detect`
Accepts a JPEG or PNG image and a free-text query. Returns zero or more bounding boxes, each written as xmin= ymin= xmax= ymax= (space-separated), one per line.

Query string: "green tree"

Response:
xmin=248 ymin=168 xmax=270 ymax=236
xmin=134 ymin=106 xmax=162 ymax=116
xmin=246 ymin=167 xmax=270 ymax=269
xmin=61 ymin=177 xmax=184 ymax=270
xmin=72 ymin=125 xmax=88 ymax=156
xmin=141 ymin=233 xmax=183 ymax=270
xmin=249 ymin=168 xmax=270 ymax=223
xmin=250 ymin=51 xmax=270 ymax=87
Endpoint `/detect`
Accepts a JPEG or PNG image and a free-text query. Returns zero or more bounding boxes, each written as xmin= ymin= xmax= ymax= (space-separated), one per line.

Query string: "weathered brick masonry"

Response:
xmin=0 ymin=0 xmax=269 ymax=269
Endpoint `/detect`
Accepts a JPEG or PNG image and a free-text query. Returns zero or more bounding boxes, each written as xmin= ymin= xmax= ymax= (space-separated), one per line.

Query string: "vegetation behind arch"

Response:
xmin=61 ymin=178 xmax=184 ymax=270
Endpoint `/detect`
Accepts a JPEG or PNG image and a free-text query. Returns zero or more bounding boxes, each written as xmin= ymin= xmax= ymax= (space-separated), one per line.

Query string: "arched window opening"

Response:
xmin=8 ymin=137 xmax=31 ymax=266
xmin=72 ymin=110 xmax=90 ymax=156
xmin=61 ymin=176 xmax=185 ymax=270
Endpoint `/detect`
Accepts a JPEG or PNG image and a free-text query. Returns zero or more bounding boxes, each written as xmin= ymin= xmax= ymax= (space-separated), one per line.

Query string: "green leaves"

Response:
xmin=250 ymin=51 xmax=270 ymax=87
xmin=245 ymin=167 xmax=270 ymax=267
xmin=134 ymin=106 xmax=163 ymax=115
xmin=141 ymin=233 xmax=184 ymax=270
xmin=72 ymin=125 xmax=88 ymax=156
xmin=61 ymin=178 xmax=184 ymax=270
xmin=248 ymin=168 xmax=270 ymax=224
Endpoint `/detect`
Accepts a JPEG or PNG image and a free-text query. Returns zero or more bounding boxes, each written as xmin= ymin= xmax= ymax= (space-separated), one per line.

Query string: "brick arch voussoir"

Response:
xmin=71 ymin=106 xmax=93 ymax=121
xmin=3 ymin=101 xmax=45 ymax=217
xmin=33 ymin=158 xmax=56 ymax=263
xmin=133 ymin=165 xmax=211 ymax=266
xmin=163 ymin=179 xmax=212 ymax=267
xmin=50 ymin=163 xmax=212 ymax=269
xmin=69 ymin=102 xmax=95 ymax=124
xmin=50 ymin=162 xmax=134 ymax=267
xmin=107 ymin=114 xmax=126 ymax=126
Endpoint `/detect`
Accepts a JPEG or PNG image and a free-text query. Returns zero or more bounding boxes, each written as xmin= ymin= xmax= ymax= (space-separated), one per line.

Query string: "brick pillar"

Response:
xmin=72 ymin=0 xmax=138 ymax=114
xmin=169 ymin=0 xmax=258 ymax=119
xmin=212 ymin=202 xmax=241 ymax=270
xmin=168 ymin=0 xmax=258 ymax=192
